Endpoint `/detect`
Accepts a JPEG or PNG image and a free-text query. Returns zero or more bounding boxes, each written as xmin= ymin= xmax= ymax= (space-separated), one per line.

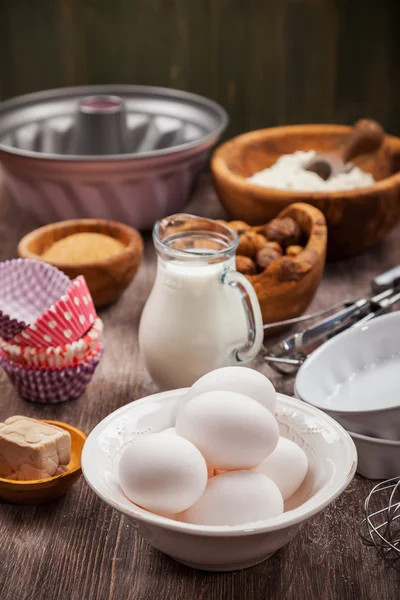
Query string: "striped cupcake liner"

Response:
xmin=0 ymin=318 xmax=103 ymax=368
xmin=0 ymin=259 xmax=71 ymax=341
xmin=0 ymin=344 xmax=104 ymax=404
xmin=14 ymin=276 xmax=96 ymax=348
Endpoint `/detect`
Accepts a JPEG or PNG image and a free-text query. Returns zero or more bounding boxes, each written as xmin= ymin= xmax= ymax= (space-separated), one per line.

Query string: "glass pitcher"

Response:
xmin=139 ymin=214 xmax=263 ymax=390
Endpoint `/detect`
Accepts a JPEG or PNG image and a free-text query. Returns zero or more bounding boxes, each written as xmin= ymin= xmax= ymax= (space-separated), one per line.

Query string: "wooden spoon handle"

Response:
xmin=339 ymin=119 xmax=385 ymax=163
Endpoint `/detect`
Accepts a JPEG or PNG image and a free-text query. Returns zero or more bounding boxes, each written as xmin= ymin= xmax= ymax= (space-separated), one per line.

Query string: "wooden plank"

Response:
xmin=283 ymin=0 xmax=339 ymax=124
xmin=334 ymin=0 xmax=400 ymax=132
xmin=0 ymin=0 xmax=67 ymax=97
xmin=1 ymin=0 xmax=400 ymax=135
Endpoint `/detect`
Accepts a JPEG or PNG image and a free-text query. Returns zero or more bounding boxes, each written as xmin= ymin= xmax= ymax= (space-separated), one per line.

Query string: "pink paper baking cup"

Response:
xmin=0 ymin=259 xmax=71 ymax=341
xmin=0 ymin=318 xmax=103 ymax=368
xmin=0 ymin=343 xmax=104 ymax=404
xmin=13 ymin=275 xmax=96 ymax=348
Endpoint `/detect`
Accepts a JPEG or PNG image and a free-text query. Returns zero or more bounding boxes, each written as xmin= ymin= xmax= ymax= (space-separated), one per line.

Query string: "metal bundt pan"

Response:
xmin=0 ymin=85 xmax=228 ymax=229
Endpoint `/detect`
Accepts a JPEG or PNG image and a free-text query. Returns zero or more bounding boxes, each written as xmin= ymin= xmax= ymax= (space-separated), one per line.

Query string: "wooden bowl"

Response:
xmin=0 ymin=420 xmax=86 ymax=504
xmin=240 ymin=202 xmax=327 ymax=330
xmin=18 ymin=219 xmax=143 ymax=307
xmin=212 ymin=124 xmax=400 ymax=259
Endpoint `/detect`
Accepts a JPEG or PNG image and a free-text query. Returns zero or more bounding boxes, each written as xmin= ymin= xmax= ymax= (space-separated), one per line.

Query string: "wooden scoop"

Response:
xmin=305 ymin=119 xmax=385 ymax=180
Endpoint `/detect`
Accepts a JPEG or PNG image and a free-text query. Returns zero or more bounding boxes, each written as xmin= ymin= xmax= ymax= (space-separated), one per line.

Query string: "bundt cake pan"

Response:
xmin=0 ymin=85 xmax=228 ymax=229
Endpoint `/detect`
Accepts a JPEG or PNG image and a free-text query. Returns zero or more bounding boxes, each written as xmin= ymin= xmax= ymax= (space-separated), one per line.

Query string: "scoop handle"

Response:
xmin=339 ymin=119 xmax=385 ymax=163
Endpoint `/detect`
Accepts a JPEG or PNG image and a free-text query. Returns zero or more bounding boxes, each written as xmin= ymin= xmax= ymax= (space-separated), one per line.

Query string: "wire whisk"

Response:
xmin=362 ymin=477 xmax=400 ymax=572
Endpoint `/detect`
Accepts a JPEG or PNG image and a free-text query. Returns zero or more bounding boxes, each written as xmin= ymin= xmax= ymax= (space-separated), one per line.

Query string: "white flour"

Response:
xmin=247 ymin=150 xmax=375 ymax=192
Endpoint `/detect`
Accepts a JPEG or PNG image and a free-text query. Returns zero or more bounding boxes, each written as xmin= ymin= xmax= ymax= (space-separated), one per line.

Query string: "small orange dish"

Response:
xmin=0 ymin=420 xmax=87 ymax=504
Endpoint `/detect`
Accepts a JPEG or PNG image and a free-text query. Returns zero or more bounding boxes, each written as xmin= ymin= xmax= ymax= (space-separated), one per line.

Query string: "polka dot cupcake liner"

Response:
xmin=13 ymin=276 xmax=96 ymax=348
xmin=0 ymin=318 xmax=103 ymax=369
xmin=0 ymin=343 xmax=104 ymax=404
xmin=0 ymin=259 xmax=71 ymax=341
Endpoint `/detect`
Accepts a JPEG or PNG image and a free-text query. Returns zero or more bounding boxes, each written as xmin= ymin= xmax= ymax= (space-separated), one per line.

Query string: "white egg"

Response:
xmin=176 ymin=391 xmax=279 ymax=469
xmin=180 ymin=471 xmax=284 ymax=526
xmin=252 ymin=436 xmax=308 ymax=501
xmin=185 ymin=366 xmax=276 ymax=413
xmin=159 ymin=427 xmax=215 ymax=477
xmin=118 ymin=434 xmax=208 ymax=515
xmin=159 ymin=427 xmax=177 ymax=436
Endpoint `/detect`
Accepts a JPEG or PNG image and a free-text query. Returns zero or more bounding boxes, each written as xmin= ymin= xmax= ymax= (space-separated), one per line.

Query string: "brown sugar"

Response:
xmin=42 ymin=232 xmax=126 ymax=264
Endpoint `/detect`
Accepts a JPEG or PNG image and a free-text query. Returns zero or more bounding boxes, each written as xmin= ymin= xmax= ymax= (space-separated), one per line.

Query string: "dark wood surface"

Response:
xmin=0 ymin=175 xmax=400 ymax=600
xmin=1 ymin=0 xmax=400 ymax=138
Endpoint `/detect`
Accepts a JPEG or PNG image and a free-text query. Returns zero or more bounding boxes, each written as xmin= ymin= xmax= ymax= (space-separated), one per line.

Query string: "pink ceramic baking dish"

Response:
xmin=0 ymin=85 xmax=228 ymax=230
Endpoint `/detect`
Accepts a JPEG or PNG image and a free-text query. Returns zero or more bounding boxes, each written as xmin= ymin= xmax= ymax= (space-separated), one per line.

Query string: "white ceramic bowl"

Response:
xmin=295 ymin=312 xmax=400 ymax=441
xmin=82 ymin=389 xmax=356 ymax=571
xmin=348 ymin=430 xmax=400 ymax=480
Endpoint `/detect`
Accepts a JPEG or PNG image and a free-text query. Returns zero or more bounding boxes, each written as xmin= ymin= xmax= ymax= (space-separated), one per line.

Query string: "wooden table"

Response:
xmin=0 ymin=176 xmax=399 ymax=600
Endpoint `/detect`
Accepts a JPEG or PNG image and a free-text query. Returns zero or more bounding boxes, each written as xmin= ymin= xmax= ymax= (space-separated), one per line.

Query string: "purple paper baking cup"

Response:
xmin=0 ymin=344 xmax=103 ymax=404
xmin=0 ymin=259 xmax=71 ymax=341
xmin=13 ymin=275 xmax=96 ymax=348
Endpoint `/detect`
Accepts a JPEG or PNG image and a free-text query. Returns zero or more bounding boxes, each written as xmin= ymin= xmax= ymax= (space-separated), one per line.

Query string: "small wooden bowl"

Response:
xmin=0 ymin=420 xmax=86 ymax=504
xmin=241 ymin=203 xmax=327 ymax=330
xmin=212 ymin=124 xmax=400 ymax=259
xmin=18 ymin=219 xmax=143 ymax=307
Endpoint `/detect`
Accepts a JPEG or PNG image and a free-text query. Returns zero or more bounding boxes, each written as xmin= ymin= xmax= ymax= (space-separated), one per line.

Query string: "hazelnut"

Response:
xmin=286 ymin=245 xmax=303 ymax=257
xmin=228 ymin=220 xmax=251 ymax=235
xmin=237 ymin=231 xmax=258 ymax=257
xmin=265 ymin=241 xmax=283 ymax=255
xmin=253 ymin=233 xmax=269 ymax=252
xmin=253 ymin=225 xmax=266 ymax=236
xmin=236 ymin=255 xmax=257 ymax=275
xmin=256 ymin=247 xmax=281 ymax=271
xmin=264 ymin=217 xmax=302 ymax=247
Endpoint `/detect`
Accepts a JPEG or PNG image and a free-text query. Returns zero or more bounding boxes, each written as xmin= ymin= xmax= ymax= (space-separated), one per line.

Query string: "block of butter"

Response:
xmin=0 ymin=416 xmax=71 ymax=481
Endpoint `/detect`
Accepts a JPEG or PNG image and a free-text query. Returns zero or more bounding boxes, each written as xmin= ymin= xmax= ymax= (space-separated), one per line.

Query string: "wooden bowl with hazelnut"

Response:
xmin=212 ymin=124 xmax=400 ymax=259
xmin=18 ymin=219 xmax=143 ymax=307
xmin=222 ymin=202 xmax=327 ymax=332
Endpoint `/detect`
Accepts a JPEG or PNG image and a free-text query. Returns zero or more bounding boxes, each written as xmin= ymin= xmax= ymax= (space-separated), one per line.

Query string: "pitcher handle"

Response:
xmin=222 ymin=270 xmax=264 ymax=363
